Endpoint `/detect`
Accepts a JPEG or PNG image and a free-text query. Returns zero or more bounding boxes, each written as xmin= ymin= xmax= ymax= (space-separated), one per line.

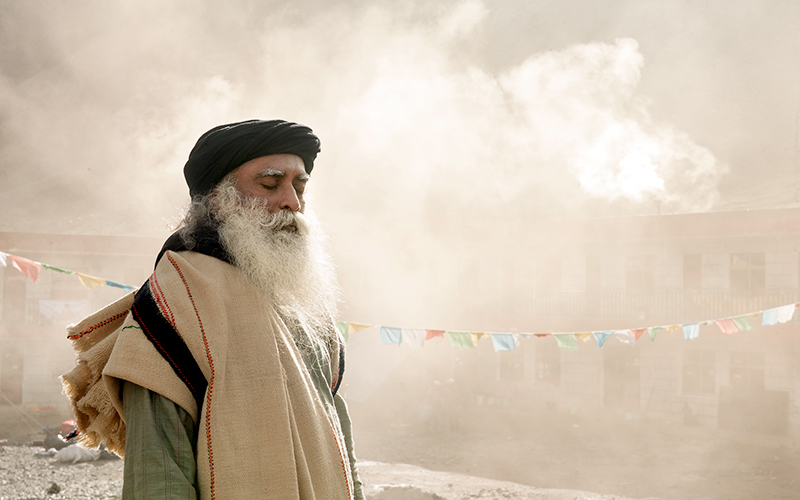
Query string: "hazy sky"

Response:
xmin=1 ymin=0 xmax=799 ymax=325
xmin=2 ymin=0 xmax=799 ymax=235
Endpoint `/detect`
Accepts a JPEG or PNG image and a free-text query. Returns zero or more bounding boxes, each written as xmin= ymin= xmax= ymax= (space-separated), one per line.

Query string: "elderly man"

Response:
xmin=62 ymin=120 xmax=364 ymax=499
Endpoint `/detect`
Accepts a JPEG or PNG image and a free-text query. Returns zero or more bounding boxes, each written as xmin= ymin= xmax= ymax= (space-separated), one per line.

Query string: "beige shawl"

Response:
xmin=62 ymin=250 xmax=354 ymax=500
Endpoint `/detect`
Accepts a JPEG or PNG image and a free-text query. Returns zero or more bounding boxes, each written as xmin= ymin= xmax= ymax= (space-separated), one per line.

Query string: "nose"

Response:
xmin=275 ymin=185 xmax=302 ymax=213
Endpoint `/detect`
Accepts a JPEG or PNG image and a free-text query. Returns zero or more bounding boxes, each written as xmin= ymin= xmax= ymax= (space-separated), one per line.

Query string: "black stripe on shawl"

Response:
xmin=131 ymin=280 xmax=208 ymax=413
xmin=331 ymin=342 xmax=346 ymax=397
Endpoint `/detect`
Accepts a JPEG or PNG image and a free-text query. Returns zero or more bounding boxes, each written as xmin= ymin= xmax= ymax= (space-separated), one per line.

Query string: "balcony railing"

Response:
xmin=525 ymin=291 xmax=798 ymax=323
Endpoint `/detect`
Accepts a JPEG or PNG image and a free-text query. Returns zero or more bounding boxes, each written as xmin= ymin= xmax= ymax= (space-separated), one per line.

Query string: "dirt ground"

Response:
xmin=1 ymin=405 xmax=798 ymax=500
xmin=350 ymin=403 xmax=800 ymax=500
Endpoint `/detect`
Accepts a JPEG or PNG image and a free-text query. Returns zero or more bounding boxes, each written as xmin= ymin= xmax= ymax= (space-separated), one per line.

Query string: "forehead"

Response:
xmin=234 ymin=154 xmax=307 ymax=179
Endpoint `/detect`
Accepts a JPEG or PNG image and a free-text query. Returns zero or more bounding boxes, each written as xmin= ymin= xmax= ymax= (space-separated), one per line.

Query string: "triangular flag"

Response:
xmin=8 ymin=254 xmax=42 ymax=284
xmin=647 ymin=326 xmax=663 ymax=341
xmin=402 ymin=329 xmax=426 ymax=348
xmin=42 ymin=263 xmax=74 ymax=274
xmin=380 ymin=326 xmax=402 ymax=345
xmin=105 ymin=280 xmax=135 ymax=291
xmin=425 ymin=329 xmax=445 ymax=341
xmin=683 ymin=323 xmax=700 ymax=340
xmin=447 ymin=331 xmax=474 ymax=349
xmin=614 ymin=330 xmax=635 ymax=344
xmin=76 ymin=272 xmax=106 ymax=290
xmin=348 ymin=322 xmax=372 ymax=334
xmin=470 ymin=332 xmax=488 ymax=345
xmin=776 ymin=304 xmax=796 ymax=323
xmin=592 ymin=331 xmax=611 ymax=348
xmin=715 ymin=318 xmax=739 ymax=335
xmin=732 ymin=315 xmax=753 ymax=331
xmin=490 ymin=333 xmax=515 ymax=351
xmin=554 ymin=333 xmax=578 ymax=351
xmin=534 ymin=333 xmax=552 ymax=338
xmin=0 ymin=251 xmax=8 ymax=267
xmin=762 ymin=308 xmax=780 ymax=326
xmin=631 ymin=328 xmax=645 ymax=341
xmin=336 ymin=322 xmax=349 ymax=341
xmin=575 ymin=332 xmax=592 ymax=342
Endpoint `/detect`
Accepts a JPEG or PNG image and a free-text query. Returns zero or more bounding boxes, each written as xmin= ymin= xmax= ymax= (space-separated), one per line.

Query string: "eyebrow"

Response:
xmin=256 ymin=168 xmax=310 ymax=181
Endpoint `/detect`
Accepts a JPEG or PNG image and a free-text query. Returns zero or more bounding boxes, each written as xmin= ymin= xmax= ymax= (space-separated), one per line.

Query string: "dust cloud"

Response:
xmin=1 ymin=1 xmax=799 ymax=499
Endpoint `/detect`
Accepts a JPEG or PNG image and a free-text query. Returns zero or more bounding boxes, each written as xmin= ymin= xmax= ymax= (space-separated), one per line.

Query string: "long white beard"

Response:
xmin=209 ymin=182 xmax=341 ymax=348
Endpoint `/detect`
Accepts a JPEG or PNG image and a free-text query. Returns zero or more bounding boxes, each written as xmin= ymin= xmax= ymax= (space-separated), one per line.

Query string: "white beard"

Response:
xmin=209 ymin=181 xmax=341 ymax=349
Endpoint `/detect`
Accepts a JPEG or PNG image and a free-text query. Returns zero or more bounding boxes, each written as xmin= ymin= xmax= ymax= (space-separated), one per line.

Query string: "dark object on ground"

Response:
xmin=42 ymin=428 xmax=69 ymax=450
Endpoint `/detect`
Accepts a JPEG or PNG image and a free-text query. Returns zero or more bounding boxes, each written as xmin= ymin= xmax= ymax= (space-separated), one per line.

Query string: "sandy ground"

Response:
xmin=1 ymin=406 xmax=798 ymax=499
xmin=350 ymin=405 xmax=800 ymax=500
xmin=0 ymin=444 xmax=638 ymax=500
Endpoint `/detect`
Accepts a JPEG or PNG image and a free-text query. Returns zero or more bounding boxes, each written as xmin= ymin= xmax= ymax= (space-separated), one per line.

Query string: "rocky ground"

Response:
xmin=1 ymin=406 xmax=798 ymax=499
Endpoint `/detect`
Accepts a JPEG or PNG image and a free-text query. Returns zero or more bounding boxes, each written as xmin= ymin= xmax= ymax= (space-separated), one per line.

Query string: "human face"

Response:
xmin=232 ymin=154 xmax=309 ymax=214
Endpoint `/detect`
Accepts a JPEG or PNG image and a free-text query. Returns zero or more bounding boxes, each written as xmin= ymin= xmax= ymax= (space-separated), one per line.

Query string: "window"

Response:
xmin=626 ymin=255 xmax=655 ymax=294
xmin=535 ymin=341 xmax=560 ymax=384
xmin=499 ymin=350 xmax=524 ymax=381
xmin=682 ymin=350 xmax=716 ymax=395
xmin=535 ymin=256 xmax=562 ymax=294
xmin=730 ymin=253 xmax=765 ymax=295
xmin=683 ymin=254 xmax=702 ymax=292
xmin=729 ymin=351 xmax=764 ymax=390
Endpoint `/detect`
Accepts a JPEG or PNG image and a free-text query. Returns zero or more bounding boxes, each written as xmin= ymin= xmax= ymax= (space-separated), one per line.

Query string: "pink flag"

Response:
xmin=714 ymin=318 xmax=739 ymax=335
xmin=631 ymin=328 xmax=646 ymax=341
xmin=424 ymin=329 xmax=445 ymax=341
xmin=8 ymin=254 xmax=41 ymax=284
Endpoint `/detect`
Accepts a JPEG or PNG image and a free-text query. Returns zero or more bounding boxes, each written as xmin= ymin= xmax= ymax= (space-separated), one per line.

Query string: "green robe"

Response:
xmin=121 ymin=318 xmax=365 ymax=500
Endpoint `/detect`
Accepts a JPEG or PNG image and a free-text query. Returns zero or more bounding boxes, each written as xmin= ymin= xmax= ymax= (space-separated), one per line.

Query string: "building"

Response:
xmin=0 ymin=231 xmax=161 ymax=430
xmin=344 ymin=207 xmax=800 ymax=437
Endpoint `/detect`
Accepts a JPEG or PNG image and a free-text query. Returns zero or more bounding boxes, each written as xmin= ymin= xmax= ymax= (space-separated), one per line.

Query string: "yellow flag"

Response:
xmin=76 ymin=272 xmax=106 ymax=290
xmin=470 ymin=332 xmax=487 ymax=345
xmin=348 ymin=322 xmax=372 ymax=334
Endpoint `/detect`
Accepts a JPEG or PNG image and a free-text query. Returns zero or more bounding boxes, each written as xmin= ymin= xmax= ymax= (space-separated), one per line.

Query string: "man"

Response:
xmin=61 ymin=119 xmax=364 ymax=499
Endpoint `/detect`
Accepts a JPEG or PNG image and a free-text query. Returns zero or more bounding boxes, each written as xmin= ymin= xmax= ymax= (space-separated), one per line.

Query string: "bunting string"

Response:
xmin=2 ymin=250 xmax=796 ymax=352
xmin=338 ymin=300 xmax=798 ymax=352
xmin=0 ymin=251 xmax=135 ymax=291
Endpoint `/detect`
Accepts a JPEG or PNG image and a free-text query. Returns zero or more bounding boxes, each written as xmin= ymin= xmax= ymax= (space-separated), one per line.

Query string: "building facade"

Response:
xmin=449 ymin=208 xmax=800 ymax=436
xmin=0 ymin=232 xmax=161 ymax=428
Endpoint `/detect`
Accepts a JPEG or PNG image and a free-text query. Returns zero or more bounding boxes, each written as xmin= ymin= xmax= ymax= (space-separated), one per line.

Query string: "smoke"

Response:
xmin=0 ymin=0 xmax=727 ymax=238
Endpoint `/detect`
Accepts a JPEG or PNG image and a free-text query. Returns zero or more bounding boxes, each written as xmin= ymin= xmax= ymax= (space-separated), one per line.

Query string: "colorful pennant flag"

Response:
xmin=447 ymin=331 xmax=474 ymax=349
xmin=732 ymin=315 xmax=753 ymax=331
xmin=402 ymin=328 xmax=426 ymax=348
xmin=554 ymin=333 xmax=578 ymax=351
xmin=715 ymin=318 xmax=739 ymax=335
xmin=647 ymin=326 xmax=662 ymax=341
xmin=348 ymin=322 xmax=372 ymax=334
xmin=105 ymin=280 xmax=135 ymax=291
xmin=42 ymin=263 xmax=74 ymax=274
xmin=425 ymin=329 xmax=445 ymax=341
xmin=593 ymin=331 xmax=611 ymax=348
xmin=683 ymin=323 xmax=700 ymax=340
xmin=380 ymin=326 xmax=402 ymax=345
xmin=336 ymin=322 xmax=349 ymax=341
xmin=76 ymin=272 xmax=106 ymax=290
xmin=614 ymin=330 xmax=635 ymax=344
xmin=776 ymin=304 xmax=796 ymax=323
xmin=471 ymin=332 xmax=488 ymax=345
xmin=491 ymin=333 xmax=515 ymax=352
xmin=8 ymin=254 xmax=42 ymax=284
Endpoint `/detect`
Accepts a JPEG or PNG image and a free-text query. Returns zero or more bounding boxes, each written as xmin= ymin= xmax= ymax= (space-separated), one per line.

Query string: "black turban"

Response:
xmin=183 ymin=119 xmax=321 ymax=198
